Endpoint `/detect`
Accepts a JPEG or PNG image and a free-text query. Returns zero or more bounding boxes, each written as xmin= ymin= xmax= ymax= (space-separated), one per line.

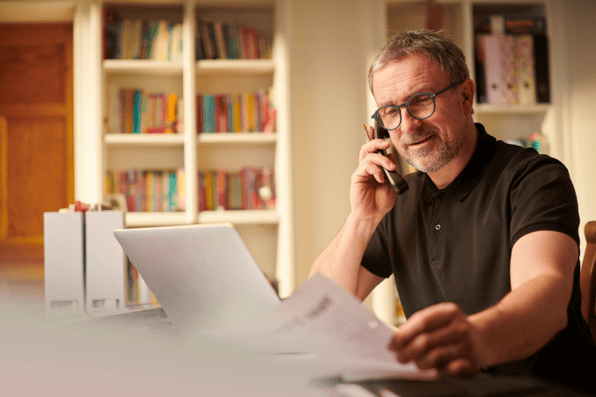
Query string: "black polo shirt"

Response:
xmin=361 ymin=123 xmax=596 ymax=393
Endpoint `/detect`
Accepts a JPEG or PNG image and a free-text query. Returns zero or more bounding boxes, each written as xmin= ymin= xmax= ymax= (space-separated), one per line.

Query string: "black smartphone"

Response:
xmin=373 ymin=121 xmax=409 ymax=195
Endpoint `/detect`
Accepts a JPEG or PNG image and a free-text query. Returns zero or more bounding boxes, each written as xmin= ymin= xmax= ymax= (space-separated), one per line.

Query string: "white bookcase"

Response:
xmin=370 ymin=0 xmax=557 ymax=326
xmin=96 ymin=0 xmax=295 ymax=298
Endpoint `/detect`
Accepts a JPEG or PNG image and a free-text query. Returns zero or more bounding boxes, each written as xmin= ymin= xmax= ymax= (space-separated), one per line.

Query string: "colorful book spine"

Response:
xmin=203 ymin=94 xmax=215 ymax=133
xmin=477 ymin=35 xmax=506 ymax=105
xmin=215 ymin=94 xmax=229 ymax=133
xmin=514 ymin=35 xmax=536 ymax=104
xmin=166 ymin=93 xmax=177 ymax=133
xmin=177 ymin=167 xmax=185 ymax=211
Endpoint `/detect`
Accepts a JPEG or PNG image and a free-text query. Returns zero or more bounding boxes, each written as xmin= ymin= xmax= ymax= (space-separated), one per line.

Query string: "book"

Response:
xmin=476 ymin=15 xmax=546 ymax=35
xmin=224 ymin=22 xmax=241 ymax=59
xmin=203 ymin=94 xmax=215 ymax=133
xmin=199 ymin=20 xmax=217 ymax=59
xmin=177 ymin=167 xmax=186 ymax=211
xmin=198 ymin=170 xmax=206 ymax=212
xmin=514 ymin=35 xmax=536 ymax=104
xmin=103 ymin=9 xmax=121 ymax=60
xmin=176 ymin=96 xmax=184 ymax=133
xmin=216 ymin=169 xmax=227 ymax=210
xmin=107 ymin=84 xmax=121 ymax=134
xmin=215 ymin=94 xmax=229 ymax=133
xmin=213 ymin=21 xmax=228 ymax=60
xmin=476 ymin=34 xmax=517 ymax=105
xmin=166 ymin=94 xmax=177 ymax=133
xmin=232 ymin=93 xmax=242 ymax=132
xmin=533 ymin=34 xmax=550 ymax=103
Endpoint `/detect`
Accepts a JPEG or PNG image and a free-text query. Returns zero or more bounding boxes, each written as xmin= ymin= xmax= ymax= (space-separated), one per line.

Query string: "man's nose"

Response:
xmin=400 ymin=109 xmax=422 ymax=133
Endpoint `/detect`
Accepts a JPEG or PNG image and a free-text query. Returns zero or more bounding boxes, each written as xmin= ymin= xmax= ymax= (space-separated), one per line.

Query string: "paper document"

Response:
xmin=202 ymin=273 xmax=435 ymax=379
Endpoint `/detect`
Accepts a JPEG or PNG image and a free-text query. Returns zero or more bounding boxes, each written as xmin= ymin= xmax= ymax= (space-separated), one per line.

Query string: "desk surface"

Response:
xmin=0 ymin=305 xmax=591 ymax=397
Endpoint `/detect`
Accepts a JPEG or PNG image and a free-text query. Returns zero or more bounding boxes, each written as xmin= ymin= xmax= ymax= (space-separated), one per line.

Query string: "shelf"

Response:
xmin=197 ymin=209 xmax=279 ymax=225
xmin=196 ymin=59 xmax=275 ymax=75
xmin=198 ymin=133 xmax=277 ymax=144
xmin=125 ymin=211 xmax=187 ymax=227
xmin=103 ymin=59 xmax=184 ymax=75
xmin=104 ymin=134 xmax=184 ymax=146
xmin=474 ymin=103 xmax=550 ymax=115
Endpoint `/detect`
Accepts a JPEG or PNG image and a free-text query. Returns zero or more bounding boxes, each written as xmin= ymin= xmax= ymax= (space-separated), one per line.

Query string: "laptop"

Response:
xmin=112 ymin=223 xmax=281 ymax=347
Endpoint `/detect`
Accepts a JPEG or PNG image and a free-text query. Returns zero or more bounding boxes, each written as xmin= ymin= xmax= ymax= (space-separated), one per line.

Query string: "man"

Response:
xmin=310 ymin=30 xmax=596 ymax=393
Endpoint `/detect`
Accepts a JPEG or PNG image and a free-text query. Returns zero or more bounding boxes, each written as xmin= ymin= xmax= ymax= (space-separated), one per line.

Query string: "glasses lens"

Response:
xmin=377 ymin=106 xmax=401 ymax=130
xmin=407 ymin=94 xmax=435 ymax=120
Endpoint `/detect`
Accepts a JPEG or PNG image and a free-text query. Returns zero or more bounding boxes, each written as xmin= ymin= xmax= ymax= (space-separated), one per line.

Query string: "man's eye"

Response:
xmin=410 ymin=95 xmax=432 ymax=107
xmin=381 ymin=107 xmax=399 ymax=117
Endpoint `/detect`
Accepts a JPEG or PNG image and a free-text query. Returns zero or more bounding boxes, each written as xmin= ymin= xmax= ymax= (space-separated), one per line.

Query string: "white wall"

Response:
xmin=563 ymin=0 xmax=596 ymax=250
xmin=290 ymin=0 xmax=381 ymax=286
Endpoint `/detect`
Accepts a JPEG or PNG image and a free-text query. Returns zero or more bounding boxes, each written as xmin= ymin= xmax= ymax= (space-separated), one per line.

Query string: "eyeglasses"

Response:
xmin=371 ymin=81 xmax=463 ymax=130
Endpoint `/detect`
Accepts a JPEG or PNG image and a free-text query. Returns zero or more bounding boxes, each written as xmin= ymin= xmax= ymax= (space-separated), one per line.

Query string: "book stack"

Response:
xmin=475 ymin=15 xmax=550 ymax=105
xmin=196 ymin=20 xmax=272 ymax=60
xmin=105 ymin=168 xmax=186 ymax=212
xmin=198 ymin=167 xmax=276 ymax=211
xmin=197 ymin=89 xmax=274 ymax=133
xmin=104 ymin=10 xmax=183 ymax=61
xmin=107 ymin=85 xmax=182 ymax=134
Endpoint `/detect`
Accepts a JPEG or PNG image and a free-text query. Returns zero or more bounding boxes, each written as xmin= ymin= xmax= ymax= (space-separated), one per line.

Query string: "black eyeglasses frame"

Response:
xmin=371 ymin=81 xmax=464 ymax=131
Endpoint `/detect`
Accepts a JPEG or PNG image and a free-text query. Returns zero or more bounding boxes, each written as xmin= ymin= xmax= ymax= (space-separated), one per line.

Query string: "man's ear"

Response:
xmin=461 ymin=79 xmax=475 ymax=114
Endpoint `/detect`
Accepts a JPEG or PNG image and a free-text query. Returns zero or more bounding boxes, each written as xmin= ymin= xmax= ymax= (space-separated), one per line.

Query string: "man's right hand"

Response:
xmin=351 ymin=126 xmax=398 ymax=222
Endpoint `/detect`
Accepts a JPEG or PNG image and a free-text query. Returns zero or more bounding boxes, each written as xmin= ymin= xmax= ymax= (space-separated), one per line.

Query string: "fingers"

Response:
xmin=393 ymin=318 xmax=470 ymax=364
xmin=388 ymin=303 xmax=480 ymax=378
xmin=358 ymin=142 xmax=396 ymax=179
xmin=393 ymin=303 xmax=463 ymax=348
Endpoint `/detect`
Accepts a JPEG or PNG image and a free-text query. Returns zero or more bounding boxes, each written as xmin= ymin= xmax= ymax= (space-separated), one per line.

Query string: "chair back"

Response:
xmin=580 ymin=221 xmax=596 ymax=342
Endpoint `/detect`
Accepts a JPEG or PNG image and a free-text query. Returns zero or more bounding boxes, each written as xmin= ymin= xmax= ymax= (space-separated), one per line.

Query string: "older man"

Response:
xmin=310 ymin=30 xmax=596 ymax=393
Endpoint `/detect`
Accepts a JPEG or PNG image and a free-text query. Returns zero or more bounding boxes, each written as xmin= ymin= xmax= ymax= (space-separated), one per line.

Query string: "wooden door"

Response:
xmin=0 ymin=24 xmax=74 ymax=249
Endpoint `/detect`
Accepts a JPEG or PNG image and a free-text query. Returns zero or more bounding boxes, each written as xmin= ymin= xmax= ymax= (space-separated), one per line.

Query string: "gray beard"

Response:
xmin=401 ymin=127 xmax=466 ymax=173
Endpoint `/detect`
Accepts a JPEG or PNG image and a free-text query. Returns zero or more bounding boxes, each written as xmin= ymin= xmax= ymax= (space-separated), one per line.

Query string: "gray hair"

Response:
xmin=368 ymin=29 xmax=470 ymax=94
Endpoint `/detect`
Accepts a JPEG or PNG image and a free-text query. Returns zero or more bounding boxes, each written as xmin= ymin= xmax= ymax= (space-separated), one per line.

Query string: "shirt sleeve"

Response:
xmin=509 ymin=152 xmax=580 ymax=247
xmin=360 ymin=217 xmax=394 ymax=279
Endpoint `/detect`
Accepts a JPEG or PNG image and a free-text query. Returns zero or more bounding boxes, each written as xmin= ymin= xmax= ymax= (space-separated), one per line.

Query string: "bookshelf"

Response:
xmin=370 ymin=0 xmax=556 ymax=326
xmin=97 ymin=0 xmax=295 ymax=298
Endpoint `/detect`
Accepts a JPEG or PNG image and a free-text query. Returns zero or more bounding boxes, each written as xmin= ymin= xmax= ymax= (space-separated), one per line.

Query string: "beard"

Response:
xmin=398 ymin=125 xmax=467 ymax=173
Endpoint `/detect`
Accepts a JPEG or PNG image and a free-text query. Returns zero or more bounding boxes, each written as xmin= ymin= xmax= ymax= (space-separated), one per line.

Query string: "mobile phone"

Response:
xmin=373 ymin=121 xmax=409 ymax=195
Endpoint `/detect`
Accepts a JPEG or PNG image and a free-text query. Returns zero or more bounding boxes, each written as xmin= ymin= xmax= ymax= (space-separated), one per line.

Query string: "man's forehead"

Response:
xmin=372 ymin=54 xmax=449 ymax=100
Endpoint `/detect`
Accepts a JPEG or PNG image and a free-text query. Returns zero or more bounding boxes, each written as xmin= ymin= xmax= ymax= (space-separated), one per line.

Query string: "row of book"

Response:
xmin=197 ymin=20 xmax=271 ymax=60
xmin=106 ymin=87 xmax=275 ymax=135
xmin=107 ymin=86 xmax=183 ymax=134
xmin=199 ymin=167 xmax=275 ymax=211
xmin=105 ymin=166 xmax=276 ymax=212
xmin=127 ymin=259 xmax=157 ymax=305
xmin=103 ymin=11 xmax=273 ymax=61
xmin=105 ymin=12 xmax=183 ymax=61
xmin=105 ymin=169 xmax=186 ymax=213
xmin=197 ymin=90 xmax=275 ymax=133
xmin=474 ymin=15 xmax=550 ymax=105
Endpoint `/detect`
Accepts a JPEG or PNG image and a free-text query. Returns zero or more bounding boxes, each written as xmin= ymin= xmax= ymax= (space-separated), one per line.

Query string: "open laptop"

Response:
xmin=112 ymin=223 xmax=280 ymax=347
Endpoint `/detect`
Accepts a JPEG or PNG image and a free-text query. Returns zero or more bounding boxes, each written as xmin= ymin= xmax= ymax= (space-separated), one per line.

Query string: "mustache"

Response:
xmin=400 ymin=129 xmax=437 ymax=146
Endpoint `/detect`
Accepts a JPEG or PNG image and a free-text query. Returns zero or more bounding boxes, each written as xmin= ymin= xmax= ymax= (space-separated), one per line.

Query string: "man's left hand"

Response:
xmin=388 ymin=302 xmax=482 ymax=376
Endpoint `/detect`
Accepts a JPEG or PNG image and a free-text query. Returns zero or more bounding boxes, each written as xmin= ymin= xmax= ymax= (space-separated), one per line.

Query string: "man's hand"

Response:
xmin=388 ymin=302 xmax=482 ymax=377
xmin=351 ymin=126 xmax=398 ymax=222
